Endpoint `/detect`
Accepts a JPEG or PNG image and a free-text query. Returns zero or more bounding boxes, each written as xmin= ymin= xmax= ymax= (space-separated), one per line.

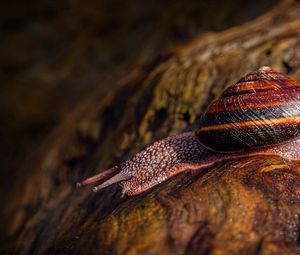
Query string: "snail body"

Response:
xmin=78 ymin=66 xmax=300 ymax=196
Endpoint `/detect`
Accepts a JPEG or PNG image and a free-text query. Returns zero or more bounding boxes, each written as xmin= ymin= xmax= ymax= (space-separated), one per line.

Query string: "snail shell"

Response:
xmin=197 ymin=66 xmax=300 ymax=152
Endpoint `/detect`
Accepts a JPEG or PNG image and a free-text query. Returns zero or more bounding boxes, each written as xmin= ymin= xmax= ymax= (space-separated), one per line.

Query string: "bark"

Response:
xmin=3 ymin=0 xmax=300 ymax=254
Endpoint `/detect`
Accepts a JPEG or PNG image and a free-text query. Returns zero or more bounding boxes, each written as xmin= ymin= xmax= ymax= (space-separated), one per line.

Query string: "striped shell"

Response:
xmin=197 ymin=66 xmax=300 ymax=152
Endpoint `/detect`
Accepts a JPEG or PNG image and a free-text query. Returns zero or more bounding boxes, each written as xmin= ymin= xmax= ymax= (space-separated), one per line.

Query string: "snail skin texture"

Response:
xmin=77 ymin=66 xmax=300 ymax=196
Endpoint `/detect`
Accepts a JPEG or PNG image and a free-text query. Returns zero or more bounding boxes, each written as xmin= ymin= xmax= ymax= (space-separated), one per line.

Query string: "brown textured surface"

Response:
xmin=3 ymin=0 xmax=300 ymax=254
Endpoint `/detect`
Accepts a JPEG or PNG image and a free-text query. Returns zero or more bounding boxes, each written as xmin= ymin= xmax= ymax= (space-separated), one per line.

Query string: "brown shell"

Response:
xmin=197 ymin=66 xmax=300 ymax=152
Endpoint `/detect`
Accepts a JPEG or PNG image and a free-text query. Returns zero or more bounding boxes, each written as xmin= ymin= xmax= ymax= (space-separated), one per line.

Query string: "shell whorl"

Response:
xmin=197 ymin=66 xmax=300 ymax=152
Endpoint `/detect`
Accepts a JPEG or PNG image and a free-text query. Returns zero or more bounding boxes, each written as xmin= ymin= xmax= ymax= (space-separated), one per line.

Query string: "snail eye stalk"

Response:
xmin=76 ymin=166 xmax=119 ymax=188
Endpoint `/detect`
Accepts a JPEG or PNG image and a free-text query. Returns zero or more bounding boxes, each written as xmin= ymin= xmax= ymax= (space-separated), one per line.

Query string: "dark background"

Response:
xmin=0 ymin=0 xmax=277 ymax=243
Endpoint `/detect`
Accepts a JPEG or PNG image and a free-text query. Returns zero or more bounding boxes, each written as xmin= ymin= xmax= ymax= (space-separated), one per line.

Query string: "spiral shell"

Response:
xmin=197 ymin=66 xmax=300 ymax=152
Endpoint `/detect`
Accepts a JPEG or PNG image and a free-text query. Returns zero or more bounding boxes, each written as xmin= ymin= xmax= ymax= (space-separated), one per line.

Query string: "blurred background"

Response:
xmin=0 ymin=0 xmax=278 ymax=239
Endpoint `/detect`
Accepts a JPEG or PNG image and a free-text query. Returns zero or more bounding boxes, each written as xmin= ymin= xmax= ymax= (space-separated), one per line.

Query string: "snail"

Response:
xmin=77 ymin=66 xmax=300 ymax=196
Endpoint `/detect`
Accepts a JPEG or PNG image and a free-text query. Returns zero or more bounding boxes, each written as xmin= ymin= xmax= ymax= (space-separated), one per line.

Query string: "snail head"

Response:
xmin=77 ymin=132 xmax=207 ymax=196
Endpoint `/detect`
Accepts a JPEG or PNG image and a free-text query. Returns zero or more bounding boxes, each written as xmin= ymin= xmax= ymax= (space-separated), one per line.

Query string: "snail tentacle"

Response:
xmin=77 ymin=166 xmax=119 ymax=188
xmin=92 ymin=172 xmax=131 ymax=192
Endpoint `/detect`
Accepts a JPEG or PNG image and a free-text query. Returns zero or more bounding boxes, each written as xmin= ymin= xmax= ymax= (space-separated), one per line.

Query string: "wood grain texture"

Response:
xmin=3 ymin=0 xmax=300 ymax=254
